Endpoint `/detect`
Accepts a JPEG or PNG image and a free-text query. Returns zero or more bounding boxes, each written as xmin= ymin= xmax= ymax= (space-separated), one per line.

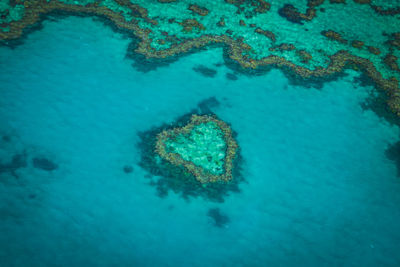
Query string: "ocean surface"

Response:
xmin=1 ymin=16 xmax=400 ymax=267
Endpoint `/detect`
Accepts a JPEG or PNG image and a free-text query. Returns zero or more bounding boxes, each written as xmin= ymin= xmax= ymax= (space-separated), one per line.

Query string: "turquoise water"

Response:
xmin=1 ymin=16 xmax=400 ymax=266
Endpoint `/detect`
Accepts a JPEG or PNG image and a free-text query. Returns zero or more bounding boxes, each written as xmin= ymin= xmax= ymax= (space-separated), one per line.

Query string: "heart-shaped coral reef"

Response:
xmin=155 ymin=114 xmax=238 ymax=184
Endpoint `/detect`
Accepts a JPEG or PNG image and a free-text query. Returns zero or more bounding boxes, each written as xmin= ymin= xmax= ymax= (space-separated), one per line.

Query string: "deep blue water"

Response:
xmin=1 ymin=16 xmax=400 ymax=267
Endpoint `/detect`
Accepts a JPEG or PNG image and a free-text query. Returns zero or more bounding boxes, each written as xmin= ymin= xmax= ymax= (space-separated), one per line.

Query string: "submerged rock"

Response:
xmin=0 ymin=152 xmax=27 ymax=175
xmin=385 ymin=141 xmax=400 ymax=177
xmin=226 ymin=73 xmax=238 ymax=81
xmin=192 ymin=65 xmax=217 ymax=78
xmin=123 ymin=165 xmax=134 ymax=173
xmin=207 ymin=208 xmax=230 ymax=228
xmin=32 ymin=157 xmax=58 ymax=171
xmin=197 ymin=97 xmax=220 ymax=114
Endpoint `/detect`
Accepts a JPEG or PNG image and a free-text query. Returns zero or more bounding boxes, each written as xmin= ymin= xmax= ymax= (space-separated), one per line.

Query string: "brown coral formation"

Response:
xmin=384 ymin=54 xmax=400 ymax=72
xmin=351 ymin=0 xmax=400 ymax=15
xmin=179 ymin=19 xmax=205 ymax=32
xmin=321 ymin=30 xmax=348 ymax=44
xmin=155 ymin=115 xmax=238 ymax=184
xmin=269 ymin=43 xmax=296 ymax=52
xmin=367 ymin=46 xmax=381 ymax=55
xmin=351 ymin=40 xmax=364 ymax=48
xmin=114 ymin=0 xmax=146 ymax=18
xmin=188 ymin=4 xmax=209 ymax=16
xmin=278 ymin=2 xmax=322 ymax=25
xmin=353 ymin=0 xmax=371 ymax=4
xmin=278 ymin=4 xmax=306 ymax=24
xmin=386 ymin=33 xmax=400 ymax=50
xmin=157 ymin=39 xmax=166 ymax=45
xmin=157 ymin=0 xmax=177 ymax=3
xmin=114 ymin=0 xmax=158 ymax=25
xmin=225 ymin=0 xmax=270 ymax=17
xmin=254 ymin=27 xmax=276 ymax=42
xmin=217 ymin=17 xmax=225 ymax=27
xmin=253 ymin=0 xmax=271 ymax=14
xmin=296 ymin=49 xmax=313 ymax=63
xmin=308 ymin=0 xmax=325 ymax=7
xmin=371 ymin=5 xmax=400 ymax=16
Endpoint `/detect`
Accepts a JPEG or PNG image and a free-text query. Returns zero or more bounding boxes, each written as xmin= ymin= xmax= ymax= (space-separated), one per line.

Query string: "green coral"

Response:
xmin=1 ymin=0 xmax=399 ymax=83
xmin=56 ymin=0 xmax=96 ymax=5
xmin=165 ymin=121 xmax=226 ymax=175
xmin=0 ymin=2 xmax=25 ymax=32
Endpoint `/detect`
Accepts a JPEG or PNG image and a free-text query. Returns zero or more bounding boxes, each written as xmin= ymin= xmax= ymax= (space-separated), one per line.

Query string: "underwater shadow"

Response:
xmin=207 ymin=208 xmax=230 ymax=228
xmin=385 ymin=141 xmax=400 ymax=177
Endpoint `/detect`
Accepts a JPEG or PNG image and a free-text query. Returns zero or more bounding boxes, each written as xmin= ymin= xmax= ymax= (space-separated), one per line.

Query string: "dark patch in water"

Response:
xmin=0 ymin=152 xmax=27 ymax=177
xmin=278 ymin=4 xmax=305 ymax=25
xmin=207 ymin=208 xmax=230 ymax=228
xmin=226 ymin=73 xmax=238 ymax=81
xmin=385 ymin=141 xmax=400 ymax=177
xmin=197 ymin=97 xmax=221 ymax=114
xmin=32 ymin=157 xmax=58 ymax=171
xmin=2 ymin=135 xmax=11 ymax=142
xmin=123 ymin=165 xmax=134 ymax=173
xmin=353 ymin=72 xmax=375 ymax=88
xmin=192 ymin=65 xmax=217 ymax=78
xmin=354 ymin=72 xmax=400 ymax=126
xmin=360 ymin=91 xmax=400 ymax=127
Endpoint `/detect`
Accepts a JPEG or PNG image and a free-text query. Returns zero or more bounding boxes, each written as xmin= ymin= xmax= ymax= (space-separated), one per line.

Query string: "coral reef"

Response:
xmin=330 ymin=0 xmax=345 ymax=4
xmin=188 ymin=4 xmax=209 ymax=16
xmin=155 ymin=114 xmax=238 ymax=184
xmin=254 ymin=27 xmax=276 ymax=42
xmin=386 ymin=33 xmax=400 ymax=50
xmin=371 ymin=5 xmax=400 ymax=16
xmin=179 ymin=19 xmax=205 ymax=32
xmin=0 ymin=0 xmax=400 ymax=120
xmin=384 ymin=54 xmax=400 ymax=73
xmin=269 ymin=43 xmax=296 ymax=52
xmin=278 ymin=4 xmax=307 ymax=25
xmin=137 ymin=100 xmax=244 ymax=202
xmin=353 ymin=0 xmax=370 ymax=4
xmin=225 ymin=0 xmax=271 ymax=18
xmin=321 ymin=30 xmax=348 ymax=44
xmin=367 ymin=46 xmax=381 ymax=55
xmin=296 ymin=49 xmax=313 ymax=63
xmin=351 ymin=40 xmax=364 ymax=49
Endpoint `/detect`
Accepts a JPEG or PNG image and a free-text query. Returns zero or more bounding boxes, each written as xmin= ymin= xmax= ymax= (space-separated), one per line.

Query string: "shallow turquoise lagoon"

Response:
xmin=1 ymin=16 xmax=400 ymax=266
